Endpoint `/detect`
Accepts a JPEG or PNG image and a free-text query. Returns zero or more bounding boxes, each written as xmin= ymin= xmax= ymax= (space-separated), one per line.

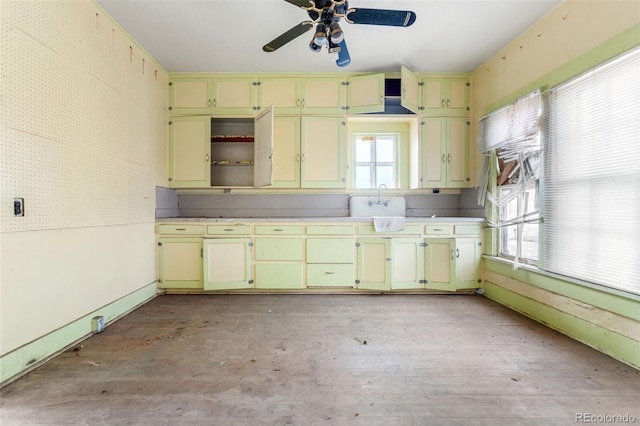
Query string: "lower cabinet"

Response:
xmin=203 ymin=238 xmax=252 ymax=290
xmin=157 ymin=238 xmax=203 ymax=289
xmin=306 ymin=237 xmax=355 ymax=287
xmin=356 ymin=238 xmax=391 ymax=291
xmin=391 ymin=238 xmax=424 ymax=290
xmin=424 ymin=237 xmax=482 ymax=290
xmin=254 ymin=236 xmax=304 ymax=289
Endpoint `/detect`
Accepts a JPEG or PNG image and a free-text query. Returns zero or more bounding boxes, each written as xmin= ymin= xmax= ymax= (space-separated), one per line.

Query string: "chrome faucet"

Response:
xmin=369 ymin=184 xmax=389 ymax=206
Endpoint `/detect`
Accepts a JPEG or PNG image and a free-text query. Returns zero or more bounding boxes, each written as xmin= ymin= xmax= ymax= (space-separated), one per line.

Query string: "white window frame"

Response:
xmin=353 ymin=134 xmax=399 ymax=189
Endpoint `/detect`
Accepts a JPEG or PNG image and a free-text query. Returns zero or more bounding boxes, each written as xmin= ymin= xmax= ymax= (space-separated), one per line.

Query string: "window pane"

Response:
xmin=376 ymin=137 xmax=395 ymax=162
xmin=356 ymin=166 xmax=373 ymax=188
xmin=376 ymin=166 xmax=395 ymax=188
xmin=355 ymin=137 xmax=372 ymax=162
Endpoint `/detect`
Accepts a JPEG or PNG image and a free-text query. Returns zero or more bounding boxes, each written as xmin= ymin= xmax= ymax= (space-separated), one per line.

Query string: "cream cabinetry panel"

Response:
xmin=203 ymin=238 xmax=252 ymax=290
xmin=356 ymin=238 xmax=391 ymax=291
xmin=420 ymin=117 xmax=469 ymax=188
xmin=168 ymin=116 xmax=211 ymax=188
xmin=212 ymin=77 xmax=256 ymax=115
xmin=158 ymin=238 xmax=203 ymax=289
xmin=421 ymin=78 xmax=469 ymax=116
xmin=391 ymin=238 xmax=424 ymax=290
xmin=272 ymin=116 xmax=301 ymax=187
xmin=257 ymin=78 xmax=301 ymax=115
xmin=424 ymin=238 xmax=455 ymax=291
xmin=400 ymin=66 xmax=420 ymax=114
xmin=347 ymin=74 xmax=384 ymax=114
xmin=169 ymin=77 xmax=213 ymax=115
xmin=301 ymin=78 xmax=345 ymax=115
xmin=301 ymin=117 xmax=347 ymax=188
xmin=454 ymin=237 xmax=482 ymax=290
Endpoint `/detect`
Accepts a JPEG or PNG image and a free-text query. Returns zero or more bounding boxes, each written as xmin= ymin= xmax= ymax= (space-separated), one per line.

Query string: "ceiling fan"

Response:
xmin=262 ymin=0 xmax=416 ymax=67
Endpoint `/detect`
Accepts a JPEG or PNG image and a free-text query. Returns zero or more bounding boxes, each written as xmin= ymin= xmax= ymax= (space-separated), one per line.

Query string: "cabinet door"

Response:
xmin=424 ymin=238 xmax=455 ymax=291
xmin=272 ymin=116 xmax=301 ymax=188
xmin=454 ymin=237 xmax=482 ymax=290
xmin=158 ymin=238 xmax=203 ymax=289
xmin=446 ymin=117 xmax=470 ymax=188
xmin=421 ymin=78 xmax=469 ymax=116
xmin=306 ymin=238 xmax=354 ymax=263
xmin=254 ymin=106 xmax=274 ymax=187
xmin=301 ymin=78 xmax=345 ymax=115
xmin=400 ymin=66 xmax=420 ymax=114
xmin=212 ymin=77 xmax=256 ymax=115
xmin=356 ymin=238 xmax=391 ymax=291
xmin=391 ymin=238 xmax=424 ymax=289
xmin=347 ymin=73 xmax=384 ymax=114
xmin=169 ymin=116 xmax=211 ymax=188
xmin=255 ymin=264 xmax=304 ymax=289
xmin=301 ymin=117 xmax=346 ymax=188
xmin=420 ymin=117 xmax=446 ymax=188
xmin=203 ymin=238 xmax=252 ymax=290
xmin=258 ymin=77 xmax=300 ymax=115
xmin=169 ymin=77 xmax=212 ymax=115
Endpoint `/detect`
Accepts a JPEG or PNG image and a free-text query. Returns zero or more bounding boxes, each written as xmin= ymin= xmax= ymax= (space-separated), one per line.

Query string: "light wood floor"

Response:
xmin=1 ymin=294 xmax=639 ymax=425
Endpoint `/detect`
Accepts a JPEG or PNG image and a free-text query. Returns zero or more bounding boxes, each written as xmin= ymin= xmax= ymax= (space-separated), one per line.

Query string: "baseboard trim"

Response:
xmin=0 ymin=282 xmax=158 ymax=387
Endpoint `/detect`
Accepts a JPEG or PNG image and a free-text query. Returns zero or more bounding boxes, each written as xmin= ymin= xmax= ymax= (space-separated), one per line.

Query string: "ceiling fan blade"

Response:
xmin=336 ymin=39 xmax=351 ymax=67
xmin=263 ymin=21 xmax=314 ymax=52
xmin=346 ymin=8 xmax=416 ymax=27
xmin=283 ymin=0 xmax=312 ymax=8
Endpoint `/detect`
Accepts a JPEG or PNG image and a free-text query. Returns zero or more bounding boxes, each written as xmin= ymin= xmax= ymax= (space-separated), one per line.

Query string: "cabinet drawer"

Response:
xmin=254 ymin=238 xmax=303 ymax=261
xmin=158 ymin=224 xmax=204 ymax=235
xmin=254 ymin=225 xmax=304 ymax=235
xmin=454 ymin=225 xmax=481 ymax=236
xmin=425 ymin=225 xmax=453 ymax=236
xmin=255 ymin=264 xmax=304 ymax=289
xmin=357 ymin=224 xmax=422 ymax=235
xmin=307 ymin=264 xmax=354 ymax=287
xmin=306 ymin=238 xmax=354 ymax=263
xmin=306 ymin=225 xmax=354 ymax=235
xmin=207 ymin=224 xmax=251 ymax=235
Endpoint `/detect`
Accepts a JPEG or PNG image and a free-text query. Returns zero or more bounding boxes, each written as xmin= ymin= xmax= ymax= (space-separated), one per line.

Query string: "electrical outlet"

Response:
xmin=14 ymin=198 xmax=24 ymax=216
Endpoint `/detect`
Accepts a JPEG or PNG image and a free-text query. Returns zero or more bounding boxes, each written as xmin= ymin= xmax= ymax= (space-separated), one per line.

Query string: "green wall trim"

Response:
xmin=484 ymin=281 xmax=640 ymax=369
xmin=485 ymin=257 xmax=640 ymax=322
xmin=485 ymin=23 xmax=640 ymax=115
xmin=0 ymin=283 xmax=158 ymax=386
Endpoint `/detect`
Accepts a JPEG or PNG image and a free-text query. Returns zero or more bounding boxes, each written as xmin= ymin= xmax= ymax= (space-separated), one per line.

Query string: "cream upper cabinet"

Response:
xmin=300 ymin=77 xmax=346 ymax=115
xmin=168 ymin=116 xmax=211 ymax=188
xmin=256 ymin=77 xmax=301 ymax=115
xmin=347 ymin=73 xmax=385 ymax=114
xmin=211 ymin=77 xmax=256 ymax=115
xmin=421 ymin=77 xmax=469 ymax=116
xmin=301 ymin=117 xmax=347 ymax=188
xmin=419 ymin=117 xmax=470 ymax=188
xmin=272 ymin=116 xmax=301 ymax=188
xmin=169 ymin=77 xmax=214 ymax=115
xmin=253 ymin=106 xmax=274 ymax=188
xmin=400 ymin=66 xmax=420 ymax=114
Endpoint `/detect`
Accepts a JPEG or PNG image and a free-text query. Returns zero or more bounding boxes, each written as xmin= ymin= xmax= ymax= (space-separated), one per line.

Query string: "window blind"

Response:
xmin=543 ymin=47 xmax=640 ymax=295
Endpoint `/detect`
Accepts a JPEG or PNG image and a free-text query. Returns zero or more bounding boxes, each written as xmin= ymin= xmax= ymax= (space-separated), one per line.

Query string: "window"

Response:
xmin=543 ymin=47 xmax=640 ymax=295
xmin=354 ymin=134 xmax=398 ymax=188
xmin=477 ymin=90 xmax=542 ymax=265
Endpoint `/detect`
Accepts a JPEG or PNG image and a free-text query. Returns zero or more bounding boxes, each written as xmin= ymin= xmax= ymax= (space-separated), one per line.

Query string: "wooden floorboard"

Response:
xmin=1 ymin=294 xmax=639 ymax=425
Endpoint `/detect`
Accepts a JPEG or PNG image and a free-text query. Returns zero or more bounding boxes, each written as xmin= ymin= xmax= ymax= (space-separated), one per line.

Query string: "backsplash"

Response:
xmin=156 ymin=187 xmax=484 ymax=219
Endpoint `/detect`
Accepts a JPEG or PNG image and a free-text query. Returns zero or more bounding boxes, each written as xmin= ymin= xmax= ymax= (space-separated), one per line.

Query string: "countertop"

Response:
xmin=157 ymin=217 xmax=485 ymax=223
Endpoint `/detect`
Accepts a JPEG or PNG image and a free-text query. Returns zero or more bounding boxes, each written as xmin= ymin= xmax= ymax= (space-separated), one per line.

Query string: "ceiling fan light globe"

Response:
xmin=313 ymin=23 xmax=328 ymax=46
xmin=329 ymin=23 xmax=344 ymax=44
xmin=308 ymin=40 xmax=322 ymax=53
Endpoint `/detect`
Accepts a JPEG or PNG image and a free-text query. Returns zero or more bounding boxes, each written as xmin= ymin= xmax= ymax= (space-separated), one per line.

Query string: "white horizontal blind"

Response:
xmin=543 ymin=47 xmax=640 ymax=295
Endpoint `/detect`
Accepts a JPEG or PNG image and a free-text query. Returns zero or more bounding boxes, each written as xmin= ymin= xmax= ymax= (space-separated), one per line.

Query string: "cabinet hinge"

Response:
xmin=168 ymin=177 xmax=173 ymax=182
xmin=248 ymin=242 xmax=254 ymax=247
xmin=168 ymin=121 xmax=172 ymax=125
xmin=466 ymin=82 xmax=470 ymax=87
xmin=355 ymin=279 xmax=360 ymax=284
xmin=418 ymin=106 xmax=425 ymax=110
xmin=419 ymin=280 xmax=427 ymax=284
xmin=157 ymin=242 xmax=163 ymax=247
xmin=419 ymin=242 xmax=428 ymax=247
xmin=355 ymin=242 xmax=360 ymax=247
xmin=341 ymin=81 xmax=350 ymax=86
xmin=168 ymin=82 xmax=173 ymax=86
xmin=253 ymin=106 xmax=261 ymax=110
xmin=466 ymin=121 xmax=470 ymax=126
xmin=249 ymin=279 xmax=254 ymax=284
xmin=418 ymin=82 xmax=425 ymax=86
xmin=341 ymin=106 xmax=349 ymax=110
xmin=168 ymin=106 xmax=173 ymax=111
xmin=477 ymin=242 xmax=482 ymax=246
xmin=252 ymin=81 xmax=261 ymax=86
xmin=158 ymin=279 xmax=163 ymax=283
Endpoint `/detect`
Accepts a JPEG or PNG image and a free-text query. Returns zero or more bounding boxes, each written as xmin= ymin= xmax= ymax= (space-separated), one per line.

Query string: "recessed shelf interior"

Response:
xmin=211 ymin=117 xmax=255 ymax=186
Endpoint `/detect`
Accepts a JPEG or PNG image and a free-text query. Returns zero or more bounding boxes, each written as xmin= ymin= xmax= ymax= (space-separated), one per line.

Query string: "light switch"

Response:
xmin=14 ymin=197 xmax=24 ymax=216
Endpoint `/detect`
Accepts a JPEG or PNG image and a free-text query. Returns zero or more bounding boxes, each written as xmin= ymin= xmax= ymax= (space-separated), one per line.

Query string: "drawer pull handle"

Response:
xmin=273 ymin=229 xmax=284 ymax=231
xmin=325 ymin=271 xmax=335 ymax=275
xmin=175 ymin=228 xmax=186 ymax=231
xmin=224 ymin=228 xmax=234 ymax=232
xmin=433 ymin=228 xmax=443 ymax=231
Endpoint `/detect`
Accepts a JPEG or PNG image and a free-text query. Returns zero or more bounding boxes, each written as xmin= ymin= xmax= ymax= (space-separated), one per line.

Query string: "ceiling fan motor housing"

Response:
xmin=307 ymin=0 xmax=349 ymax=23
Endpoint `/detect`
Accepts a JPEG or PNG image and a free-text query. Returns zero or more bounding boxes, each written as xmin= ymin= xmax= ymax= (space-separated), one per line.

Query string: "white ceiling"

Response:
xmin=96 ymin=0 xmax=561 ymax=74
